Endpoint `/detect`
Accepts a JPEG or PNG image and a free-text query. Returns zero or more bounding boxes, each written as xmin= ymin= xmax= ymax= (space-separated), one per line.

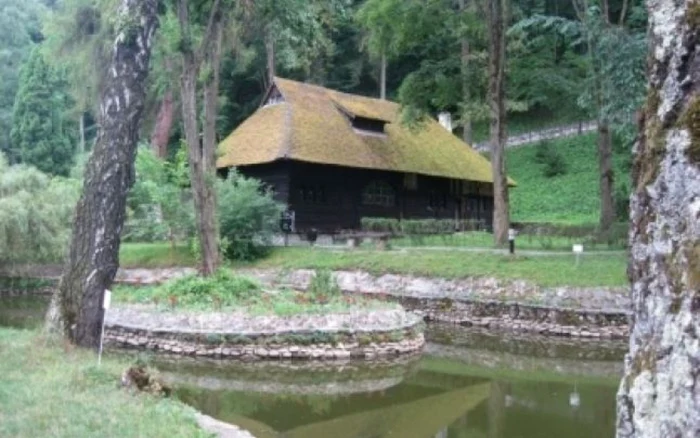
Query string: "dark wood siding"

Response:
xmin=233 ymin=160 xmax=495 ymax=233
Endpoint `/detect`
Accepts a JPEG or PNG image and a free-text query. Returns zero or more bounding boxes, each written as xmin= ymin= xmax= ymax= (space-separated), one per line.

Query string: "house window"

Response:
xmin=363 ymin=181 xmax=395 ymax=207
xmin=429 ymin=191 xmax=448 ymax=210
xmin=299 ymin=185 xmax=327 ymax=204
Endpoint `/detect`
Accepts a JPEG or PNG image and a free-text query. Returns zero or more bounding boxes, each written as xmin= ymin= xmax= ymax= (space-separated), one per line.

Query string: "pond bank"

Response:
xmin=104 ymin=304 xmax=425 ymax=360
xmin=1 ymin=266 xmax=631 ymax=339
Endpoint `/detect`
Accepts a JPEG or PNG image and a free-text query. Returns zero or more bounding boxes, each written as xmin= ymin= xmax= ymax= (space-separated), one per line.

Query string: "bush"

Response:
xmin=0 ymin=154 xmax=80 ymax=264
xmin=217 ymin=170 xmax=284 ymax=261
xmin=124 ymin=147 xmax=195 ymax=244
xmin=534 ymin=140 xmax=567 ymax=178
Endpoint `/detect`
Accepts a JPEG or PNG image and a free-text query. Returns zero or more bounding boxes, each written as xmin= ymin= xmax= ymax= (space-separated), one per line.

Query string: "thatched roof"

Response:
xmin=218 ymin=77 xmax=508 ymax=184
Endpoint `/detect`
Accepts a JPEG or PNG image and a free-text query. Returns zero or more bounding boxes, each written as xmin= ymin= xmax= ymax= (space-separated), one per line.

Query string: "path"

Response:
xmin=474 ymin=120 xmax=596 ymax=151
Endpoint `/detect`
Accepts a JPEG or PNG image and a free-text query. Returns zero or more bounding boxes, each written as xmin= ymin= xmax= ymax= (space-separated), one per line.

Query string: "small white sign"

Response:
xmin=103 ymin=290 xmax=112 ymax=310
xmin=572 ymin=244 xmax=584 ymax=254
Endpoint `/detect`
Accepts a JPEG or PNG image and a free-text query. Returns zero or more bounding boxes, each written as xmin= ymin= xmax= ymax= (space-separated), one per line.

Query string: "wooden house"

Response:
xmin=217 ymin=77 xmax=512 ymax=233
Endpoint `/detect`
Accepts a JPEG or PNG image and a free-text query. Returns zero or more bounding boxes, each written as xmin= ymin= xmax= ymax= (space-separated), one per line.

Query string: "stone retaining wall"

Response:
xmin=105 ymin=317 xmax=425 ymax=360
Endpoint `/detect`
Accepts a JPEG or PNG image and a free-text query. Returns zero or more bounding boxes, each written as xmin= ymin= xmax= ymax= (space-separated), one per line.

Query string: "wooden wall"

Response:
xmin=234 ymin=160 xmax=494 ymax=233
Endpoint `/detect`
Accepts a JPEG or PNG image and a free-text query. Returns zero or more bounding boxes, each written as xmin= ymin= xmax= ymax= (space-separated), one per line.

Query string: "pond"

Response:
xmin=0 ymin=295 xmax=624 ymax=438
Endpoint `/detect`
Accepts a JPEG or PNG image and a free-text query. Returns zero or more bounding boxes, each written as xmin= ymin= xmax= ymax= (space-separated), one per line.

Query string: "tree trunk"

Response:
xmin=177 ymin=0 xmax=221 ymax=276
xmin=598 ymin=119 xmax=615 ymax=231
xmin=616 ymin=1 xmax=700 ymax=437
xmin=488 ymin=0 xmax=509 ymax=246
xmin=78 ymin=112 xmax=86 ymax=155
xmin=459 ymin=0 xmax=473 ymax=145
xmin=46 ymin=0 xmax=159 ymax=347
xmin=380 ymin=51 xmax=387 ymax=100
xmin=265 ymin=31 xmax=276 ymax=86
xmin=150 ymin=89 xmax=174 ymax=159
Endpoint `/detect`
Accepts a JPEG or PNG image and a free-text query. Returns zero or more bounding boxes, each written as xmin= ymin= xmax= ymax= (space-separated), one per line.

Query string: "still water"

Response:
xmin=0 ymin=295 xmax=624 ymax=438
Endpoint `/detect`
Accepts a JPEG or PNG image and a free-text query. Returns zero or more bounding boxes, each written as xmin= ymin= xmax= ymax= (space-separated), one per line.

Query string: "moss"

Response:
xmin=687 ymin=242 xmax=700 ymax=290
xmin=629 ymin=348 xmax=657 ymax=380
xmin=669 ymin=296 xmax=683 ymax=314
xmin=686 ymin=2 xmax=700 ymax=30
xmin=681 ymin=96 xmax=700 ymax=164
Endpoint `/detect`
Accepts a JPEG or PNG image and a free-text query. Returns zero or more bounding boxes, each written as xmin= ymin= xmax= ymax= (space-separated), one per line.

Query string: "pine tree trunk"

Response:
xmin=150 ymin=89 xmax=174 ymax=159
xmin=46 ymin=0 xmax=159 ymax=347
xmin=488 ymin=0 xmax=509 ymax=245
xmin=380 ymin=52 xmax=387 ymax=100
xmin=616 ymin=1 xmax=700 ymax=436
xmin=459 ymin=0 xmax=473 ymax=145
xmin=598 ymin=119 xmax=615 ymax=231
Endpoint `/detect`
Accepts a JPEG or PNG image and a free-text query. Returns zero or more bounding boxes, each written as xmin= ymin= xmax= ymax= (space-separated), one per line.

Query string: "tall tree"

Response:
xmin=175 ymin=0 xmax=229 ymax=275
xmin=0 ymin=0 xmax=45 ymax=160
xmin=616 ymin=0 xmax=700 ymax=436
xmin=10 ymin=47 xmax=75 ymax=176
xmin=488 ymin=0 xmax=510 ymax=245
xmin=47 ymin=0 xmax=159 ymax=347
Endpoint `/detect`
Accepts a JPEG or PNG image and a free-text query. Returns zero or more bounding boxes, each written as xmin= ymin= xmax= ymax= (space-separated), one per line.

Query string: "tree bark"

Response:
xmin=459 ymin=0 xmax=473 ymax=145
xmin=598 ymin=119 xmax=615 ymax=231
xmin=150 ymin=89 xmax=174 ymax=159
xmin=78 ymin=112 xmax=86 ymax=155
xmin=616 ymin=1 xmax=700 ymax=437
xmin=46 ymin=0 xmax=159 ymax=347
xmin=265 ymin=30 xmax=276 ymax=86
xmin=177 ymin=0 xmax=222 ymax=275
xmin=380 ymin=51 xmax=387 ymax=100
xmin=488 ymin=0 xmax=509 ymax=246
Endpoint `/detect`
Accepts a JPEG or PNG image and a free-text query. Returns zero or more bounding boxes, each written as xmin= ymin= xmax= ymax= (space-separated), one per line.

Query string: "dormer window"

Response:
xmin=352 ymin=116 xmax=387 ymax=135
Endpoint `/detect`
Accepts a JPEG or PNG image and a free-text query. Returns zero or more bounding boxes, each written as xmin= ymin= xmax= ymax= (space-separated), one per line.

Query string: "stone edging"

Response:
xmin=104 ymin=307 xmax=425 ymax=360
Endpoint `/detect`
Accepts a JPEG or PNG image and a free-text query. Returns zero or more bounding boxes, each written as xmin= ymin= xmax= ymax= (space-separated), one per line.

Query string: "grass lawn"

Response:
xmin=0 ymin=328 xmax=208 ymax=438
xmin=508 ymin=134 xmax=630 ymax=224
xmin=253 ymin=247 xmax=627 ymax=288
xmin=388 ymin=231 xmax=624 ymax=251
xmin=113 ymin=270 xmax=395 ymax=316
xmin=119 ymin=243 xmax=627 ymax=288
xmin=119 ymin=242 xmax=196 ymax=268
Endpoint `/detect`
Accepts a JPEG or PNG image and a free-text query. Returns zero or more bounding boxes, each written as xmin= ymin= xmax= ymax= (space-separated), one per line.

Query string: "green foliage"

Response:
xmin=0 ymin=153 xmax=80 ymax=264
xmin=509 ymin=134 xmax=629 ymax=224
xmin=0 ymin=0 xmax=45 ymax=160
xmin=10 ymin=47 xmax=76 ymax=175
xmin=307 ymin=269 xmax=341 ymax=299
xmin=534 ymin=141 xmax=568 ymax=178
xmin=124 ymin=146 xmax=194 ymax=244
xmin=216 ymin=171 xmax=284 ymax=261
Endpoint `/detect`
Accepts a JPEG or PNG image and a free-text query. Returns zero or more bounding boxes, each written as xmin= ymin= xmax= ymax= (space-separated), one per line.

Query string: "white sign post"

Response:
xmin=573 ymin=244 xmax=584 ymax=267
xmin=97 ymin=290 xmax=111 ymax=366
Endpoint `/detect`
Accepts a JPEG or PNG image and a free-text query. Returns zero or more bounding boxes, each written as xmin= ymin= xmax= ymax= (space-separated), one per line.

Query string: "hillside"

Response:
xmin=507 ymin=134 xmax=630 ymax=224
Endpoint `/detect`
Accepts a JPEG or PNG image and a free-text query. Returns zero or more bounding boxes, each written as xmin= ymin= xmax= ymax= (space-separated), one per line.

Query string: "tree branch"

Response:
xmin=619 ymin=0 xmax=629 ymax=26
xmin=197 ymin=0 xmax=223 ymax=62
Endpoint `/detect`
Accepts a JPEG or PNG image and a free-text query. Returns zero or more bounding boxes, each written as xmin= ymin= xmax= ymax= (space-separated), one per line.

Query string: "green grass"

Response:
xmin=388 ymin=231 xmax=624 ymax=251
xmin=251 ymin=247 xmax=627 ymax=288
xmin=120 ymin=243 xmax=196 ymax=268
xmin=0 ymin=328 xmax=209 ymax=438
xmin=508 ymin=134 xmax=630 ymax=224
xmin=113 ymin=270 xmax=395 ymax=315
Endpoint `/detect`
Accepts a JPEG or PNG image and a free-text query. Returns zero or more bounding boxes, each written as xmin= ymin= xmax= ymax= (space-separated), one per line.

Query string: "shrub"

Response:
xmin=124 ymin=147 xmax=195 ymax=244
xmin=307 ymin=269 xmax=341 ymax=299
xmin=0 ymin=154 xmax=80 ymax=264
xmin=360 ymin=217 xmax=400 ymax=233
xmin=534 ymin=140 xmax=567 ymax=178
xmin=217 ymin=170 xmax=284 ymax=261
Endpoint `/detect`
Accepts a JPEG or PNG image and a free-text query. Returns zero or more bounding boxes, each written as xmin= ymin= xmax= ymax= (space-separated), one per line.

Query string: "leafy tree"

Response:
xmin=10 ymin=47 xmax=75 ymax=176
xmin=0 ymin=0 xmax=46 ymax=160
xmin=0 ymin=153 xmax=79 ymax=265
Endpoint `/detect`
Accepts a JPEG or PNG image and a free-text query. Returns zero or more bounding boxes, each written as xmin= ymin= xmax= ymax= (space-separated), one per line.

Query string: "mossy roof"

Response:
xmin=218 ymin=77 xmax=510 ymax=184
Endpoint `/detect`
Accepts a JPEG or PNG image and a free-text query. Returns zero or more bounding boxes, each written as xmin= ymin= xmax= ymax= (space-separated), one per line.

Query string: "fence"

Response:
xmin=474 ymin=120 xmax=597 ymax=151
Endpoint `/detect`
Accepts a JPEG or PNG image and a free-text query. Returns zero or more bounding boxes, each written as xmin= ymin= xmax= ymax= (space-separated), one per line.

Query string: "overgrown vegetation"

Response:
xmin=0 ymin=328 xmax=208 ymax=437
xmin=0 ymin=153 xmax=80 ymax=264
xmin=114 ymin=269 xmax=393 ymax=315
xmin=216 ymin=171 xmax=284 ymax=261
xmin=508 ymin=134 xmax=630 ymax=224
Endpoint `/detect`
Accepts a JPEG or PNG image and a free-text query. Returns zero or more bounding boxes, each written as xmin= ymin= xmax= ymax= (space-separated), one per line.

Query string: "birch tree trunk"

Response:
xmin=488 ymin=0 xmax=509 ymax=245
xmin=47 ymin=0 xmax=159 ymax=347
xmin=616 ymin=1 xmax=700 ymax=436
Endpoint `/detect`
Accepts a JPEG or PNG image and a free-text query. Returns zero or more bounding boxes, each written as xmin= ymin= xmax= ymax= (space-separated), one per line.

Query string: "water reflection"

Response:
xmin=0 ymin=295 xmax=622 ymax=437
